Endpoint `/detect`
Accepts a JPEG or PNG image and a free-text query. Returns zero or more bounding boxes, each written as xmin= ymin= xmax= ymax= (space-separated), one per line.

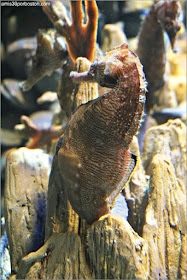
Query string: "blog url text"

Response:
xmin=1 ymin=1 xmax=50 ymax=7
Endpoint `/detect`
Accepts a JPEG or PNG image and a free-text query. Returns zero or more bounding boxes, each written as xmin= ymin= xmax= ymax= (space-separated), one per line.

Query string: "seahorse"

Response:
xmin=137 ymin=0 xmax=182 ymax=110
xmin=57 ymin=43 xmax=147 ymax=225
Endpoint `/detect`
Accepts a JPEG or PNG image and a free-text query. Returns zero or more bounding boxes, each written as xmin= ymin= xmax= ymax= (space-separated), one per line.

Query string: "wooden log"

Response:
xmin=87 ymin=214 xmax=149 ymax=279
xmin=143 ymin=154 xmax=186 ymax=279
xmin=44 ymin=153 xmax=79 ymax=240
xmin=4 ymin=148 xmax=51 ymax=274
xmin=17 ymin=232 xmax=92 ymax=279
xmin=142 ymin=119 xmax=186 ymax=184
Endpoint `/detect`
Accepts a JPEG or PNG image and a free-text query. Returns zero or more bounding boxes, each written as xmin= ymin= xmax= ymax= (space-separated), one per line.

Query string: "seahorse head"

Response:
xmin=156 ymin=0 xmax=182 ymax=49
xmin=89 ymin=44 xmax=133 ymax=88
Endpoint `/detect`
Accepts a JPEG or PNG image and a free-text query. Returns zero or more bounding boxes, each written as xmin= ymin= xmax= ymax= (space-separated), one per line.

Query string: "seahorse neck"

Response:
xmin=140 ymin=6 xmax=164 ymax=48
xmin=137 ymin=5 xmax=166 ymax=93
xmin=116 ymin=55 xmax=146 ymax=98
xmin=101 ymin=58 xmax=146 ymax=150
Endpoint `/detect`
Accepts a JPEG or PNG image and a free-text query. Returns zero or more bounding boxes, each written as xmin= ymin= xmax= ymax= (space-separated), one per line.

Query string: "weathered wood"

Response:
xmin=17 ymin=232 xmax=93 ymax=280
xmin=5 ymin=105 xmax=186 ymax=280
xmin=87 ymin=214 xmax=149 ymax=279
xmin=17 ymin=215 xmax=150 ymax=280
xmin=72 ymin=57 xmax=99 ymax=110
xmin=45 ymin=153 xmax=79 ymax=240
xmin=142 ymin=119 xmax=186 ymax=184
xmin=143 ymin=154 xmax=186 ymax=279
xmin=57 ymin=58 xmax=76 ymax=117
xmin=101 ymin=22 xmax=128 ymax=54
xmin=58 ymin=56 xmax=99 ymax=118
xmin=4 ymin=148 xmax=52 ymax=274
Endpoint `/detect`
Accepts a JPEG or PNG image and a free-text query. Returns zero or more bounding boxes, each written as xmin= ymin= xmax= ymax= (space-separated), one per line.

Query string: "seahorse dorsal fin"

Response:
xmin=107 ymin=151 xmax=137 ymax=206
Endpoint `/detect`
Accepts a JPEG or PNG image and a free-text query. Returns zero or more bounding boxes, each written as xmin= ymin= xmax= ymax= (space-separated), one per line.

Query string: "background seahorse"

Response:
xmin=137 ymin=0 xmax=182 ymax=110
xmin=57 ymin=43 xmax=147 ymax=225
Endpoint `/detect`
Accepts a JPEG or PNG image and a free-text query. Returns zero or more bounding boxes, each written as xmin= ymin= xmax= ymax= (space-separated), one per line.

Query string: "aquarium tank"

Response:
xmin=1 ymin=1 xmax=186 ymax=279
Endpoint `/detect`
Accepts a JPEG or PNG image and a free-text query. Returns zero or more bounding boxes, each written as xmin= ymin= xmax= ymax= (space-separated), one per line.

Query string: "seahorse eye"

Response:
xmin=175 ymin=24 xmax=181 ymax=32
xmin=102 ymin=75 xmax=117 ymax=88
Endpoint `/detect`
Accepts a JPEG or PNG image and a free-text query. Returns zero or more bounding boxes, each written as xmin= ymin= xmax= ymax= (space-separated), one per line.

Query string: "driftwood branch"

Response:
xmin=4 ymin=120 xmax=186 ymax=279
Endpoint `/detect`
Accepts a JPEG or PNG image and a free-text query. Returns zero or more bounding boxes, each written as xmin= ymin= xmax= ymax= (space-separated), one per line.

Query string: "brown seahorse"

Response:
xmin=137 ymin=0 xmax=182 ymax=110
xmin=57 ymin=43 xmax=147 ymax=225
